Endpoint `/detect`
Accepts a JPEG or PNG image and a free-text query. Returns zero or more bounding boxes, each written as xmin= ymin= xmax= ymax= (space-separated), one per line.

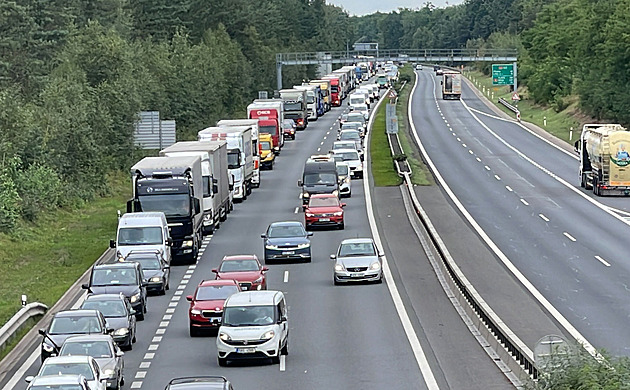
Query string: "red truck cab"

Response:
xmin=323 ymin=76 xmax=341 ymax=107
xmin=248 ymin=107 xmax=283 ymax=152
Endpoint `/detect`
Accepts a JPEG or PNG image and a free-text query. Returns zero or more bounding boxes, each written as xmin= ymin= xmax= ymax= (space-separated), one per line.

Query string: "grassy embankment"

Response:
xmin=0 ymin=173 xmax=128 ymax=353
xmin=465 ymin=70 xmax=581 ymax=144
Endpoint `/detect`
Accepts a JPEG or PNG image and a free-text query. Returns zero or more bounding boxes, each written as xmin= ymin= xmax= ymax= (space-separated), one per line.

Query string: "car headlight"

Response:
xmin=265 ymin=244 xmax=279 ymax=250
xmin=334 ymin=263 xmax=345 ymax=272
xmin=182 ymin=240 xmax=193 ymax=248
xmin=370 ymin=261 xmax=381 ymax=270
xmin=149 ymin=276 xmax=162 ymax=283
xmin=219 ymin=332 xmax=232 ymax=342
xmin=297 ymin=242 xmax=310 ymax=249
xmin=102 ymin=369 xmax=115 ymax=378
xmin=260 ymin=330 xmax=275 ymax=340
xmin=333 ymin=211 xmax=343 ymax=216
xmin=191 ymin=309 xmax=201 ymax=315
xmin=114 ymin=327 xmax=129 ymax=336
xmin=253 ymin=276 xmax=264 ymax=284
xmin=305 ymin=213 xmax=314 ymax=217
xmin=302 ymin=192 xmax=310 ymax=198
xmin=130 ymin=293 xmax=140 ymax=303
xmin=42 ymin=342 xmax=55 ymax=352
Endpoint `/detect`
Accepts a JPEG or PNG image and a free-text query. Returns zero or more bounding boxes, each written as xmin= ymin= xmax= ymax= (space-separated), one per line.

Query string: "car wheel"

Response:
xmin=160 ymin=283 xmax=166 ymax=295
xmin=166 ymin=279 xmax=170 ymax=291
xmin=190 ymin=325 xmax=199 ymax=337
xmin=218 ymin=357 xmax=228 ymax=367
xmin=132 ymin=333 xmax=137 ymax=343
xmin=271 ymin=354 xmax=280 ymax=364
xmin=120 ymin=375 xmax=124 ymax=387
xmin=305 ymin=257 xmax=311 ymax=263
xmin=136 ymin=311 xmax=145 ymax=321
xmin=269 ymin=162 xmax=274 ymax=170
xmin=338 ymin=222 xmax=344 ymax=230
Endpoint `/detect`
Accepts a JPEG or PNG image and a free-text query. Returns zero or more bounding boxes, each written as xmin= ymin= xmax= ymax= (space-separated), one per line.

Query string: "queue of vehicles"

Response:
xmin=30 ymin=65 xmax=384 ymax=388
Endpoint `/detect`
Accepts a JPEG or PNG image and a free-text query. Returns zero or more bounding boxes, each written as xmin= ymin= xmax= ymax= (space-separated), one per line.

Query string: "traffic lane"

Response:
xmin=373 ymin=185 xmax=513 ymax=389
xmin=122 ymin=103 xmax=423 ymax=388
xmin=417 ymin=80 xmax=630 ymax=354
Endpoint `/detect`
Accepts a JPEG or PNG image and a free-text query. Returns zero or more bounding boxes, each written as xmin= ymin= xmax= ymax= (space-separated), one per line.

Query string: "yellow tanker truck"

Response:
xmin=575 ymin=124 xmax=630 ymax=196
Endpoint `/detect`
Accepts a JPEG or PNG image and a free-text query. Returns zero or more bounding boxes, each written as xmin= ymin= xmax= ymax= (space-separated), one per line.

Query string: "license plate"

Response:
xmin=282 ymin=251 xmax=294 ymax=255
xmin=236 ymin=347 xmax=256 ymax=354
xmin=350 ymin=273 xmax=363 ymax=278
xmin=319 ymin=218 xmax=330 ymax=222
xmin=241 ymin=286 xmax=248 ymax=290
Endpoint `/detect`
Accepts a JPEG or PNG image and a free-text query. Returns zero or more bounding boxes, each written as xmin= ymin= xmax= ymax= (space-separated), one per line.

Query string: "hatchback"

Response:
xmin=331 ymin=238 xmax=383 ymax=284
xmin=80 ymin=294 xmax=136 ymax=350
xmin=187 ymin=279 xmax=241 ymax=336
xmin=213 ymin=255 xmax=268 ymax=291
xmin=59 ymin=335 xmax=124 ymax=390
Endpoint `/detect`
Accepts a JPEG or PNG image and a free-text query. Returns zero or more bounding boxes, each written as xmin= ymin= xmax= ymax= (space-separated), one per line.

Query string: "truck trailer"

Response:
xmin=575 ymin=124 xmax=630 ymax=196
xmin=441 ymin=71 xmax=462 ymax=100
xmin=279 ymin=89 xmax=308 ymax=130
xmin=216 ymin=119 xmax=261 ymax=188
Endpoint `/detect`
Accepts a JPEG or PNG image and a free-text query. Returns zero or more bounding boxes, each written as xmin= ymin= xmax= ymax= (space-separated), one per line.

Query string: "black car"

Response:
xmin=80 ymin=293 xmax=137 ymax=350
xmin=262 ymin=221 xmax=312 ymax=263
xmin=39 ymin=309 xmax=110 ymax=362
xmin=120 ymin=250 xmax=170 ymax=295
xmin=82 ymin=262 xmax=148 ymax=320
xmin=165 ymin=376 xmax=234 ymax=390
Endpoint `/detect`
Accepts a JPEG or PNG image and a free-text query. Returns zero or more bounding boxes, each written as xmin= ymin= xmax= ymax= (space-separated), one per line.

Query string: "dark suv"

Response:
xmin=165 ymin=376 xmax=234 ymax=390
xmin=83 ymin=262 xmax=148 ymax=320
xmin=39 ymin=309 xmax=110 ymax=362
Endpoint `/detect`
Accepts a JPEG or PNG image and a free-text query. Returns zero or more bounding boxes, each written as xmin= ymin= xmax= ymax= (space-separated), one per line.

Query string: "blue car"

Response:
xmin=261 ymin=221 xmax=313 ymax=263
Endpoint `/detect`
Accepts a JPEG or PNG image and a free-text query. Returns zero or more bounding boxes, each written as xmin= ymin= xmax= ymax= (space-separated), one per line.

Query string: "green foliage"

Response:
xmin=0 ymin=167 xmax=21 ymax=233
xmin=14 ymin=162 xmax=63 ymax=222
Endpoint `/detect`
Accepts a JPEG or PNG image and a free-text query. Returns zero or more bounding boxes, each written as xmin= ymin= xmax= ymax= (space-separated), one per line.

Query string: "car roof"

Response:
xmin=42 ymin=355 xmax=95 ymax=364
xmin=198 ymin=279 xmax=239 ymax=287
xmin=221 ymin=254 xmax=259 ymax=261
xmin=167 ymin=376 xmax=229 ymax=389
xmin=84 ymin=293 xmax=126 ymax=302
xmin=310 ymin=194 xmax=338 ymax=199
xmin=62 ymin=334 xmax=114 ymax=343
xmin=333 ymin=149 xmax=359 ymax=154
xmin=225 ymin=290 xmax=284 ymax=307
xmin=94 ymin=262 xmax=139 ymax=270
xmin=54 ymin=309 xmax=101 ymax=318
xmin=340 ymin=238 xmax=374 ymax=245
xmin=30 ymin=375 xmax=86 ymax=385
xmin=269 ymin=221 xmax=303 ymax=227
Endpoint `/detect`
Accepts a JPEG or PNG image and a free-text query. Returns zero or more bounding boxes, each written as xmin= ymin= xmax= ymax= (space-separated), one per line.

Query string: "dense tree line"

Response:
xmin=0 ymin=0 xmax=351 ymax=230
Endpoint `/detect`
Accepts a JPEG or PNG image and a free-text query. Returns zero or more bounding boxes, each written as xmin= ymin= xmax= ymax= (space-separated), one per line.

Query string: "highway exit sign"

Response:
xmin=492 ymin=64 xmax=514 ymax=86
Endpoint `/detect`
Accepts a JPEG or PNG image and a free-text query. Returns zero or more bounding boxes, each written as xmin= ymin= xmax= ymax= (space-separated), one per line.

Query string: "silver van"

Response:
xmin=110 ymin=212 xmax=172 ymax=264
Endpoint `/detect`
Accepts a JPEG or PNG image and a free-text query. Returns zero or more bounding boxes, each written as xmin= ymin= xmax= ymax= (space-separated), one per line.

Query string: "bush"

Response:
xmin=14 ymin=163 xmax=63 ymax=221
xmin=0 ymin=172 xmax=21 ymax=232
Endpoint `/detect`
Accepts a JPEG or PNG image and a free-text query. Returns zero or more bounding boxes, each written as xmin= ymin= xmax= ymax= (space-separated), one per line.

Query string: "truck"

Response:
xmin=575 ymin=124 xmax=630 ymax=196
xmin=258 ymin=134 xmax=276 ymax=170
xmin=198 ymin=126 xmax=254 ymax=202
xmin=279 ymin=89 xmax=308 ymax=130
xmin=332 ymin=69 xmax=350 ymax=98
xmin=159 ymin=140 xmax=231 ymax=235
xmin=248 ymin=100 xmax=285 ymax=153
xmin=309 ymin=79 xmax=331 ymax=112
xmin=322 ymin=75 xmax=342 ymax=106
xmin=128 ymin=156 xmax=203 ymax=264
xmin=302 ymin=83 xmax=325 ymax=117
xmin=441 ymin=71 xmax=462 ymax=100
xmin=216 ymin=119 xmax=261 ymax=188
xmin=293 ymin=84 xmax=319 ymax=121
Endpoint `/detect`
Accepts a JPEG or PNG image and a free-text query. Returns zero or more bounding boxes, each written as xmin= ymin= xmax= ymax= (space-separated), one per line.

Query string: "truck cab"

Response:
xmin=259 ymin=134 xmax=276 ymax=170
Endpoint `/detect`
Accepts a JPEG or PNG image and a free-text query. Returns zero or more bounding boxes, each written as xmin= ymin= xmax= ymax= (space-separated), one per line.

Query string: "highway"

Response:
xmin=410 ymin=68 xmax=630 ymax=356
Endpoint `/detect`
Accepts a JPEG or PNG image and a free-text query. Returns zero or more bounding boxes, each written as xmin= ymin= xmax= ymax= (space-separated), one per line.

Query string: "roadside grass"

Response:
xmin=465 ymin=70 xmax=581 ymax=144
xmin=396 ymin=65 xmax=433 ymax=186
xmin=370 ymin=100 xmax=403 ymax=186
xmin=0 ymin=173 xmax=128 ymax=328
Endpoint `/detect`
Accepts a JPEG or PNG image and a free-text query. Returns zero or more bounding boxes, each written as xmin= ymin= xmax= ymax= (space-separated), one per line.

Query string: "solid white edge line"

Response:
xmin=414 ymin=75 xmax=601 ymax=359
xmin=363 ymin=83 xmax=439 ymax=389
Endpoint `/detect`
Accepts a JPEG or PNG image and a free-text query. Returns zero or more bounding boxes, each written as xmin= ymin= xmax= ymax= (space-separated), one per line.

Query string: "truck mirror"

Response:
xmin=193 ymin=198 xmax=201 ymax=214
xmin=297 ymin=180 xmax=303 ymax=187
xmin=212 ymin=184 xmax=219 ymax=194
xmin=573 ymin=140 xmax=580 ymax=153
xmin=126 ymin=200 xmax=133 ymax=213
xmin=109 ymin=239 xmax=116 ymax=249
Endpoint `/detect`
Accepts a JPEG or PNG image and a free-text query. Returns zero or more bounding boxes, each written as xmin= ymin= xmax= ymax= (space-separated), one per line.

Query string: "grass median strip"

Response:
xmin=370 ymin=98 xmax=403 ymax=186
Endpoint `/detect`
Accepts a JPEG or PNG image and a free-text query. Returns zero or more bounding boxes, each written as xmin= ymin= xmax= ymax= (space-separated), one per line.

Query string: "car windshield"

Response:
xmin=195 ymin=285 xmax=240 ymax=301
xmin=334 ymin=143 xmax=354 ymax=150
xmin=39 ymin=363 xmax=94 ymax=381
xmin=60 ymin=340 xmax=113 ymax=358
xmin=118 ymin=227 xmax=162 ymax=246
xmin=137 ymin=194 xmax=191 ymax=218
xmin=284 ymin=102 xmax=302 ymax=111
xmin=219 ymin=260 xmax=260 ymax=272
xmin=350 ymin=98 xmax=364 ymax=105
xmin=128 ymin=257 xmax=161 ymax=270
xmin=336 ymin=165 xmax=349 ymax=176
xmin=347 ymin=114 xmax=364 ymax=123
xmin=339 ymin=242 xmax=376 ymax=257
xmin=223 ymin=305 xmax=276 ymax=327
xmin=268 ymin=225 xmax=305 ymax=238
xmin=342 ymin=123 xmax=362 ymax=130
xmin=259 ymin=124 xmax=277 ymax=136
xmin=49 ymin=316 xmax=102 ymax=335
xmin=91 ymin=268 xmax=137 ymax=286
xmin=30 ymin=385 xmax=84 ymax=390
xmin=303 ymin=172 xmax=337 ymax=186
xmin=340 ymin=132 xmax=360 ymax=141
xmin=337 ymin=151 xmax=359 ymax=161
xmin=81 ymin=300 xmax=127 ymax=318
xmin=309 ymin=197 xmax=339 ymax=207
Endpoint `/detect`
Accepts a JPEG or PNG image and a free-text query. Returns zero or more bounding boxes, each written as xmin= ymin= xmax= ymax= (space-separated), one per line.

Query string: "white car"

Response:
xmin=26 ymin=375 xmax=91 ymax=390
xmin=336 ymin=162 xmax=352 ymax=198
xmin=352 ymin=104 xmax=369 ymax=120
xmin=416 ymin=64 xmax=423 ymax=70
xmin=332 ymin=149 xmax=363 ymax=179
xmin=333 ymin=140 xmax=363 ymax=160
xmin=217 ymin=291 xmax=289 ymax=366
xmin=28 ymin=356 xmax=106 ymax=390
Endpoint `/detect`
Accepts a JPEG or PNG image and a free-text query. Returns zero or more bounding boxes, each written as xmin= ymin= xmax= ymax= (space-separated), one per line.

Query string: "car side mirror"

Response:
xmin=279 ymin=316 xmax=288 ymax=323
xmin=262 ymin=267 xmax=269 ymax=272
xmin=378 ymin=251 xmax=384 ymax=257
xmin=212 ymin=184 xmax=219 ymax=194
xmin=211 ymin=268 xmax=218 ymax=273
xmin=297 ymin=180 xmax=303 ymax=187
xmin=39 ymin=328 xmax=46 ymax=336
xmin=341 ymin=203 xmax=346 ymax=208
xmin=129 ymin=309 xmax=136 ymax=315
xmin=81 ymin=284 xmax=90 ymax=290
xmin=116 ymin=350 xmax=125 ymax=358
xmin=186 ymin=295 xmax=193 ymax=301
xmin=307 ymin=232 xmax=313 ymax=236
xmin=194 ymin=198 xmax=201 ymax=214
xmin=261 ymin=234 xmax=267 ymax=239
xmin=330 ymin=254 xmax=336 ymax=260
xmin=141 ymin=282 xmax=149 ymax=287
xmin=573 ymin=139 xmax=580 ymax=153
xmin=164 ymin=265 xmax=170 ymax=269
xmin=167 ymin=237 xmax=173 ymax=246
xmin=107 ymin=327 xmax=115 ymax=334
xmin=25 ymin=376 xmax=34 ymax=383
xmin=109 ymin=239 xmax=116 ymax=248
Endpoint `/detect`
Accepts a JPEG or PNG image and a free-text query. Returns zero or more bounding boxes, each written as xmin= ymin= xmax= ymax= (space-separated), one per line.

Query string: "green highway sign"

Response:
xmin=492 ymin=64 xmax=514 ymax=85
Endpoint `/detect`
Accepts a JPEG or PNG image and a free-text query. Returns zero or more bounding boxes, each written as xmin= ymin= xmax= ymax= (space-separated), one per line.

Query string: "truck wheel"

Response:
xmin=580 ymin=174 xmax=586 ymax=188
xmin=246 ymin=182 xmax=252 ymax=195
xmin=220 ymin=209 xmax=227 ymax=222
xmin=592 ymin=177 xmax=598 ymax=195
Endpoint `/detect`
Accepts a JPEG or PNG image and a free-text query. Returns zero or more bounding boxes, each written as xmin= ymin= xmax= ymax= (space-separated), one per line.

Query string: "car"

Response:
xmin=333 ymin=140 xmax=363 ymax=160
xmin=353 ymin=104 xmax=369 ymax=120
xmin=367 ymin=84 xmax=380 ymax=100
xmin=341 ymin=112 xmax=367 ymax=130
xmin=80 ymin=294 xmax=137 ymax=350
xmin=331 ymin=149 xmax=363 ymax=179
xmin=337 ymin=129 xmax=363 ymax=151
xmin=26 ymin=375 xmax=91 ymax=390
xmin=39 ymin=309 xmax=111 ymax=362
xmin=213 ymin=255 xmax=269 ymax=291
xmin=28 ymin=355 xmax=107 ymax=390
xmin=331 ymin=238 xmax=383 ymax=285
xmin=281 ymin=119 xmax=296 ymax=140
xmin=304 ymin=194 xmax=345 ymax=230
xmin=416 ymin=64 xmax=423 ymax=70
xmin=261 ymin=221 xmax=312 ymax=263
xmin=82 ymin=262 xmax=148 ymax=320
xmin=165 ymin=376 xmax=234 ymax=390
xmin=120 ymin=250 xmax=170 ymax=295
xmin=186 ymin=279 xmax=241 ymax=336
xmin=340 ymin=121 xmax=365 ymax=137
xmin=59 ymin=335 xmax=125 ymax=390
xmin=335 ymin=162 xmax=352 ymax=198
xmin=217 ymin=291 xmax=288 ymax=366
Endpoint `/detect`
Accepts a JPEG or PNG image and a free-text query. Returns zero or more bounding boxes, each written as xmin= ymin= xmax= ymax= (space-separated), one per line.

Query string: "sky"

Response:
xmin=327 ymin=0 xmax=465 ymax=16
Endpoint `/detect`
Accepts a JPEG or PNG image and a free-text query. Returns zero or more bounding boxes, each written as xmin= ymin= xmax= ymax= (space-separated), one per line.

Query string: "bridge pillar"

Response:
xmin=276 ymin=61 xmax=283 ymax=91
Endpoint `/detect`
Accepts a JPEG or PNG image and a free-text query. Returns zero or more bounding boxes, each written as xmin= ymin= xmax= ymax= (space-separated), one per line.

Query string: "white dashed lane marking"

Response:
xmin=520 ymin=199 xmax=529 ymax=206
xmin=563 ymin=232 xmax=576 ymax=242
xmin=539 ymin=214 xmax=549 ymax=222
xmin=505 ymin=186 xmax=513 ymax=192
xmin=284 ymin=271 xmax=289 ymax=283
xmin=595 ymin=256 xmax=611 ymax=267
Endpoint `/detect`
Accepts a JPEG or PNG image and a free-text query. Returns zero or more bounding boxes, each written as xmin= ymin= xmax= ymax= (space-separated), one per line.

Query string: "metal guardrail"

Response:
xmin=0 ymin=303 xmax=48 ymax=353
xmin=498 ymin=98 xmax=521 ymax=121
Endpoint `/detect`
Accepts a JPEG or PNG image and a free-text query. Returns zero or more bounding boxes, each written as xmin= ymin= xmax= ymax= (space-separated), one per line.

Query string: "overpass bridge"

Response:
xmin=275 ymin=48 xmax=518 ymax=90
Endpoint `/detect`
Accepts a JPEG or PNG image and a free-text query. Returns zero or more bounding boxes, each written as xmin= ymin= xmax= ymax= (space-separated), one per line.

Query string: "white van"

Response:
xmin=110 ymin=212 xmax=172 ymax=264
xmin=348 ymin=93 xmax=368 ymax=109
xmin=216 ymin=290 xmax=289 ymax=366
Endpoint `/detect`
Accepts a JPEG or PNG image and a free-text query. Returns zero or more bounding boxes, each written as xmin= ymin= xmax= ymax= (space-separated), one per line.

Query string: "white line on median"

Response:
xmin=595 ymin=256 xmax=611 ymax=267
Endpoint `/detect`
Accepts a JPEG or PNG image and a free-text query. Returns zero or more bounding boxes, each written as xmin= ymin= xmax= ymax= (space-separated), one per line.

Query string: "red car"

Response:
xmin=186 ymin=279 xmax=240 ymax=336
xmin=282 ymin=119 xmax=296 ymax=140
xmin=304 ymin=194 xmax=345 ymax=230
xmin=212 ymin=255 xmax=268 ymax=291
